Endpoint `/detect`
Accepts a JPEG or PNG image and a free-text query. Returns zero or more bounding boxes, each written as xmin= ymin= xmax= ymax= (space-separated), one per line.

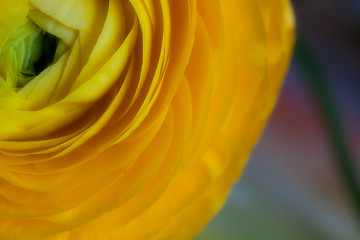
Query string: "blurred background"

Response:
xmin=194 ymin=0 xmax=360 ymax=239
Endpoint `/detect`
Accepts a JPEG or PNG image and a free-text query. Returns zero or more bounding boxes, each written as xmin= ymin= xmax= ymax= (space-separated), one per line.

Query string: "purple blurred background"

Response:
xmin=194 ymin=1 xmax=360 ymax=239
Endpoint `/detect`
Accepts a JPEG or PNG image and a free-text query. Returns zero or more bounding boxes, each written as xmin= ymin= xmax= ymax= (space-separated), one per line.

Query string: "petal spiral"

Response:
xmin=0 ymin=0 xmax=295 ymax=239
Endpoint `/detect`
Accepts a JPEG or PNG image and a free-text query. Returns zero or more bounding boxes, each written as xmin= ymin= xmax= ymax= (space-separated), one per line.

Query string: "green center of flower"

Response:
xmin=0 ymin=19 xmax=62 ymax=88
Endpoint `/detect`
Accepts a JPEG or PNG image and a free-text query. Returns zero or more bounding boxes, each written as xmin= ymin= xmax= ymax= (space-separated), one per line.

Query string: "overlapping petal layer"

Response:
xmin=0 ymin=0 xmax=295 ymax=239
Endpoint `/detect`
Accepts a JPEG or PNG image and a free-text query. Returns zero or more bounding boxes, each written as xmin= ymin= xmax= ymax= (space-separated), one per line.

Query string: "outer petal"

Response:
xmin=50 ymin=0 xmax=294 ymax=239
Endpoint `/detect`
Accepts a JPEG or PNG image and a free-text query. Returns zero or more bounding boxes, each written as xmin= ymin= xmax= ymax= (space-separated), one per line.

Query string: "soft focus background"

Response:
xmin=194 ymin=0 xmax=360 ymax=239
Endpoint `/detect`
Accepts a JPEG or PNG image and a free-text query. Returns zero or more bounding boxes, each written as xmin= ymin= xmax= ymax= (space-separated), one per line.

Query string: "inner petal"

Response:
xmin=0 ymin=19 xmax=65 ymax=89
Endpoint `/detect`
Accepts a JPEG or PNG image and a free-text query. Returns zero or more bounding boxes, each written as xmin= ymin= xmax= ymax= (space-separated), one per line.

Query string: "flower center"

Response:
xmin=0 ymin=19 xmax=62 ymax=88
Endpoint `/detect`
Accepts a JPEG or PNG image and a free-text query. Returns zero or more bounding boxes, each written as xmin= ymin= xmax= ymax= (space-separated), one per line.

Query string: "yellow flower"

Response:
xmin=0 ymin=0 xmax=294 ymax=239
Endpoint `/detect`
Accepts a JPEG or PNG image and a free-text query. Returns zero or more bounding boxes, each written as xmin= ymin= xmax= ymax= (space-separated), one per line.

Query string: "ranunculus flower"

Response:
xmin=0 ymin=0 xmax=294 ymax=239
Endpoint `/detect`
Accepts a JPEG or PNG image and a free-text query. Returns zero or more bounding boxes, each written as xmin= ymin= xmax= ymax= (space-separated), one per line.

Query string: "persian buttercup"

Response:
xmin=0 ymin=0 xmax=294 ymax=239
